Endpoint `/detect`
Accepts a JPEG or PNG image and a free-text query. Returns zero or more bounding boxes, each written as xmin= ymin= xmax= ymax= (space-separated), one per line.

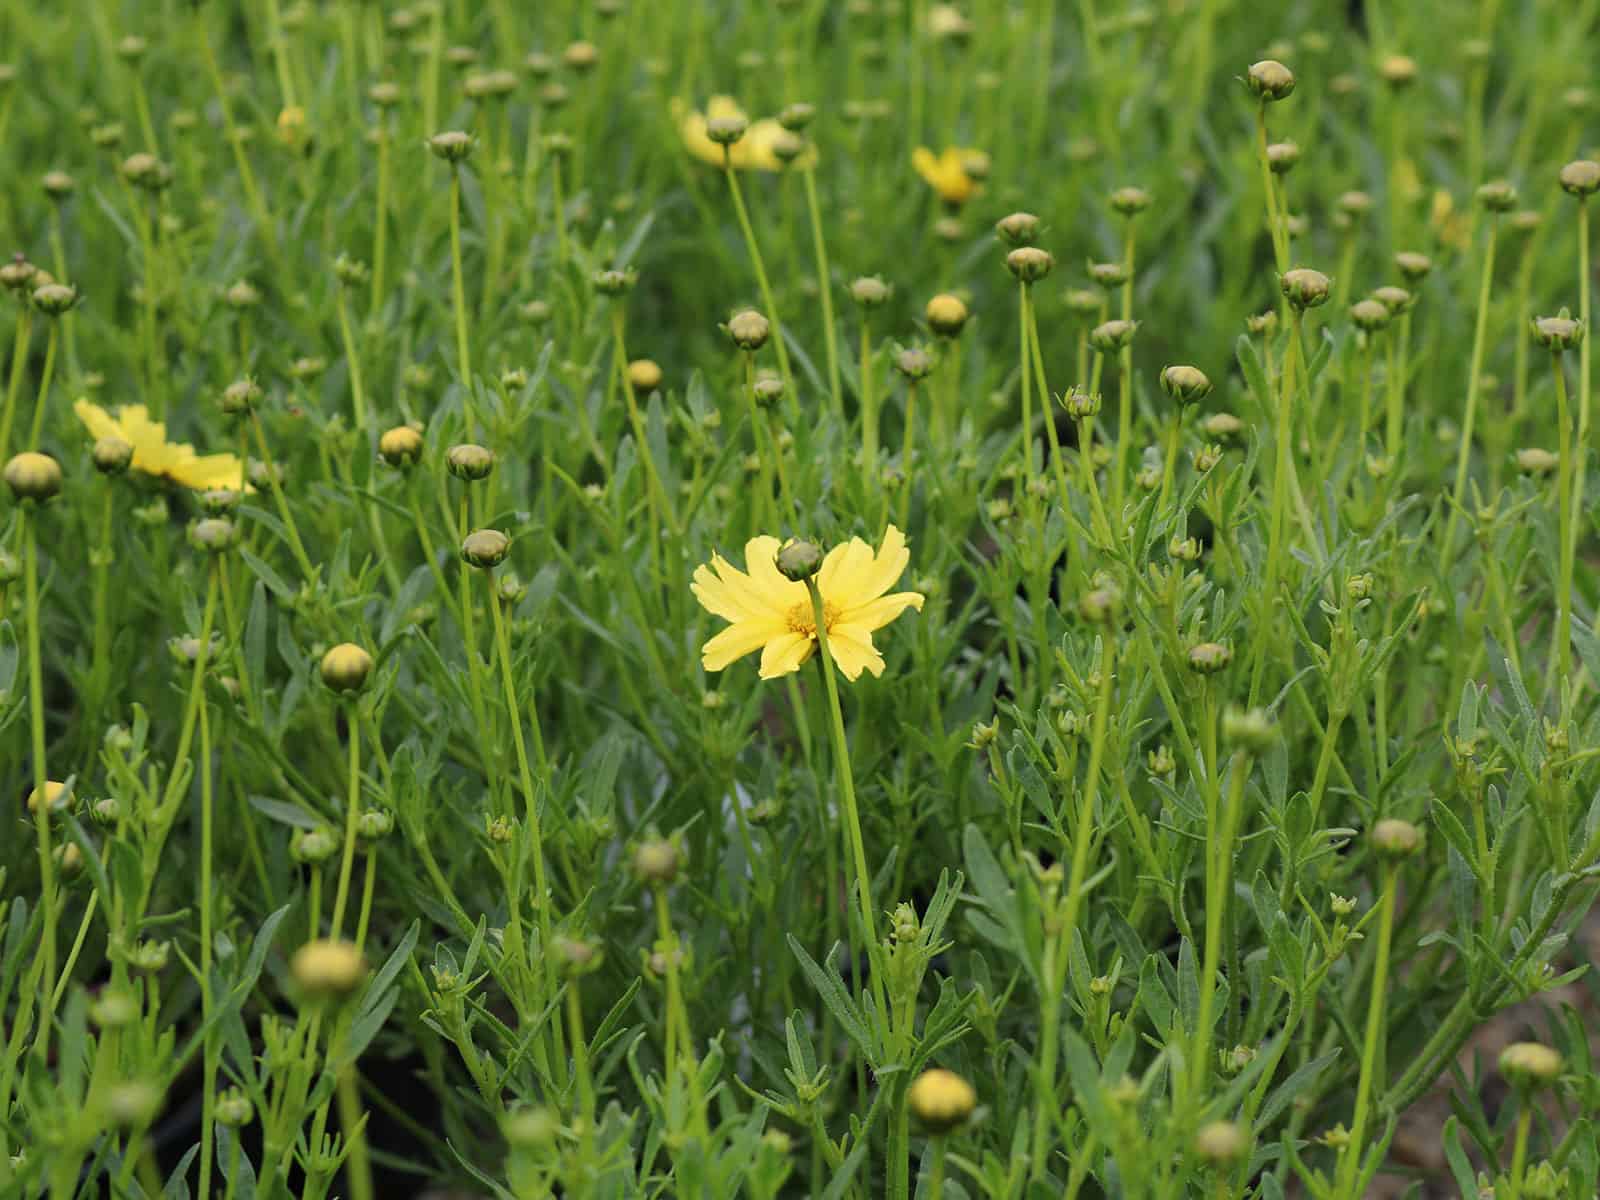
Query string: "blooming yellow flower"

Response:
xmin=692 ymin=525 xmax=925 ymax=681
xmin=74 ymin=400 xmax=248 ymax=490
xmin=913 ymin=146 xmax=982 ymax=207
xmin=1428 ymin=188 xmax=1471 ymax=251
xmin=675 ymin=96 xmax=816 ymax=172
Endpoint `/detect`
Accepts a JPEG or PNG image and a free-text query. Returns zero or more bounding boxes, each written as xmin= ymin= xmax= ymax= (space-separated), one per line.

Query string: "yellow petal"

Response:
xmin=744 ymin=536 xmax=807 ymax=611
xmin=818 ymin=536 xmax=875 ymax=603
xmin=73 ymin=398 xmax=120 ymax=441
xmin=912 ymin=146 xmax=940 ymax=188
xmin=758 ymin=631 xmax=814 ymax=679
xmin=825 ymin=625 xmax=885 ymax=681
xmin=702 ymin=618 xmax=785 ymax=673
xmin=706 ymin=95 xmax=748 ymax=122
xmin=677 ymin=106 xmax=724 ymax=168
xmin=839 ymin=590 xmax=924 ymax=633
xmin=692 ymin=554 xmax=779 ymax=623
xmin=851 ymin=524 xmax=913 ymax=604
xmin=167 ymin=452 xmax=247 ymax=491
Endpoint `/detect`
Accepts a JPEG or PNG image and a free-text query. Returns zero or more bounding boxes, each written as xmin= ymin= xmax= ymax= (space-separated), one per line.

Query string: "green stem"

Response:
xmin=24 ymin=514 xmax=58 ymax=1058
xmin=1444 ymin=214 xmax=1499 ymax=562
xmin=336 ymin=285 xmax=369 ymax=432
xmin=25 ymin=323 xmax=58 ymax=451
xmin=449 ymin=168 xmax=477 ymax=436
xmin=1505 ymin=1107 xmax=1531 ymax=1200
xmin=0 ymin=307 xmax=30 ymax=463
xmin=329 ymin=698 xmax=362 ymax=939
xmin=802 ymin=164 xmax=843 ymax=423
xmin=1554 ymin=352 xmax=1575 ymax=687
xmin=1337 ymin=864 xmax=1397 ymax=1199
xmin=250 ymin=414 xmax=319 ymax=583
xmin=724 ymin=156 xmax=794 ymax=397
xmin=861 ymin=315 xmax=878 ymax=470
xmin=1192 ymin=749 xmax=1248 ymax=1111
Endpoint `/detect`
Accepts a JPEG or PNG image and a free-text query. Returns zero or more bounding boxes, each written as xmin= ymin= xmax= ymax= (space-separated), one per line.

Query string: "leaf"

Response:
xmin=1257 ymin=1050 xmax=1339 ymax=1129
xmin=787 ymin=935 xmax=875 ymax=1064
xmin=237 ymin=545 xmax=295 ymax=600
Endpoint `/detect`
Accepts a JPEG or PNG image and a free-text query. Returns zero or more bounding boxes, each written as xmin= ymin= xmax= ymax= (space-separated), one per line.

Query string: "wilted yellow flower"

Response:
xmin=692 ymin=525 xmax=925 ymax=680
xmin=74 ymin=400 xmax=248 ymax=491
xmin=675 ymin=96 xmax=816 ymax=172
xmin=913 ymin=146 xmax=982 ymax=206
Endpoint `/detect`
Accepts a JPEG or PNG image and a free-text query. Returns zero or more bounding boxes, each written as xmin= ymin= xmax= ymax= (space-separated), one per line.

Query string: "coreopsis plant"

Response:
xmin=0 ymin=3 xmax=1597 ymax=1199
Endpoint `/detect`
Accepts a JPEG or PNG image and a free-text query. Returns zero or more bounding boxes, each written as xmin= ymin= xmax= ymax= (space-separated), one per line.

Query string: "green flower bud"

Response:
xmin=1370 ymin=817 xmax=1424 ymax=858
xmin=446 ymin=443 xmax=496 ymax=481
xmin=726 ymin=308 xmax=772 ymax=349
xmin=906 ymin=1069 xmax=976 ymax=1133
xmin=1160 ymin=364 xmax=1213 ymax=404
xmin=461 ymin=528 xmax=510 ymax=568
xmin=1280 ymin=267 xmax=1331 ymax=310
xmin=1245 ymin=59 xmax=1296 ymax=101
xmin=5 ymin=452 xmax=63 ymax=501
xmin=776 ymin=538 xmax=823 ymax=581
xmin=1005 ymin=246 xmax=1054 ymax=282
xmin=995 ymin=211 xmax=1040 ymax=245
xmin=1089 ymin=318 xmax=1138 ymax=353
xmin=848 ymin=276 xmax=892 ymax=307
xmin=320 ymin=643 xmax=374 ymax=693
xmin=427 ymin=130 xmax=475 ymax=162
xmin=1559 ymin=159 xmax=1600 ymax=197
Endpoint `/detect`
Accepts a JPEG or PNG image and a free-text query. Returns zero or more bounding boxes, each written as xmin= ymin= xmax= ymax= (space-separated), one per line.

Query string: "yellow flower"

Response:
xmin=1429 ymin=188 xmax=1471 ymax=251
xmin=674 ymin=96 xmax=816 ymax=172
xmin=692 ymin=525 xmax=925 ymax=681
xmin=913 ymin=146 xmax=981 ymax=206
xmin=73 ymin=400 xmax=248 ymax=490
xmin=276 ymin=105 xmax=308 ymax=149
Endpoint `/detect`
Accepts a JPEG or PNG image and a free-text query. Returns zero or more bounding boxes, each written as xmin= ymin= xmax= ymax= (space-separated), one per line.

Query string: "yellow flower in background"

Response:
xmin=1429 ymin=188 xmax=1471 ymax=251
xmin=675 ymin=96 xmax=816 ymax=172
xmin=276 ymin=105 xmax=308 ymax=149
xmin=913 ymin=146 xmax=982 ymax=206
xmin=692 ymin=525 xmax=925 ymax=681
xmin=74 ymin=400 xmax=248 ymax=490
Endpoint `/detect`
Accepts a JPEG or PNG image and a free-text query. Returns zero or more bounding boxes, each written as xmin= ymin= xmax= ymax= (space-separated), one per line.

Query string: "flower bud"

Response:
xmin=189 ymin=517 xmax=237 ymax=554
xmin=907 ymin=1069 xmax=976 ymax=1133
xmin=1337 ymin=190 xmax=1373 ymax=219
xmin=27 ymin=780 xmax=69 ymax=816
xmin=1394 ymin=251 xmax=1432 ymax=282
xmin=726 ymin=308 xmax=772 ymax=350
xmin=1063 ymin=387 xmax=1102 ymax=419
xmin=1079 ymin=586 xmax=1120 ymax=624
xmin=461 ymin=528 xmax=510 ymax=568
xmin=357 ymin=808 xmax=395 ymax=840
xmin=220 ymin=377 xmax=261 ymax=414
xmin=93 ymin=436 xmax=134 ymax=475
xmin=215 ymin=1089 xmax=254 ymax=1127
xmin=1559 ymin=159 xmax=1600 ymax=197
xmin=1476 ymin=179 xmax=1518 ymax=212
xmin=995 ymin=211 xmax=1040 ymax=245
xmin=428 ymin=130 xmax=474 ymax=162
xmin=4 ymin=452 xmax=62 ymax=501
xmin=1350 ymin=298 xmax=1391 ymax=332
xmin=553 ymin=935 xmax=602 ymax=976
xmin=379 ymin=425 xmax=424 ymax=467
xmin=1516 ymin=447 xmax=1558 ymax=474
xmin=1499 ymin=1042 xmax=1563 ymax=1089
xmin=1160 ymin=364 xmax=1213 ymax=405
xmin=1088 ymin=260 xmax=1128 ymax=289
xmin=627 ymin=358 xmax=663 ymax=395
xmin=1266 ymin=141 xmax=1301 ymax=174
xmin=1089 ymin=318 xmax=1138 ymax=353
xmin=848 ymin=276 xmax=892 ymax=307
xmin=291 ymin=938 xmax=366 ymax=997
xmin=1378 ymin=54 xmax=1418 ymax=89
xmin=1223 ymin=706 xmax=1277 ymax=751
xmin=1186 ymin=641 xmax=1233 ymax=674
xmin=42 ymin=170 xmax=75 ymax=200
xmin=1531 ymin=314 xmax=1584 ymax=353
xmin=1202 ymin=412 xmax=1243 ymax=438
xmin=776 ymin=538 xmax=823 ymax=581
xmin=1005 ymin=246 xmax=1054 ymax=282
xmin=320 ymin=643 xmax=374 ymax=693
xmin=446 ymin=443 xmax=496 ymax=481
xmin=105 ymin=1082 xmax=164 ymax=1129
xmin=1372 ymin=285 xmax=1413 ymax=314
xmin=778 ymin=102 xmax=816 ymax=131
xmin=369 ymin=81 xmax=402 ymax=108
xmin=925 ymin=293 xmax=970 ymax=337
xmin=1194 ymin=1120 xmax=1248 ymax=1164
xmin=632 ymin=837 xmax=681 ymax=884
xmin=752 ymin=373 xmax=786 ymax=408
xmin=0 ymin=256 xmax=37 ymax=293
xmin=32 ymin=283 xmax=80 ymax=316
xmin=706 ymin=113 xmax=748 ymax=146
xmin=592 ymin=267 xmax=636 ymax=295
xmin=1245 ymin=59 xmax=1296 ymax=101
xmin=291 ymin=826 xmax=339 ymax=863
xmin=1246 ymin=310 xmax=1278 ymax=335
xmin=893 ymin=346 xmax=936 ymax=381
xmin=1110 ymin=186 xmax=1151 ymax=215
xmin=1370 ymin=817 xmax=1424 ymax=858
xmin=1064 ymin=288 xmax=1101 ymax=317
xmin=1280 ymin=267 xmax=1331 ymax=310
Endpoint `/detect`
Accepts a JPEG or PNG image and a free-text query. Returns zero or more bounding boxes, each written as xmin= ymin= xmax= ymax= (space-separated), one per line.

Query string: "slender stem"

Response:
xmin=0 ymin=307 xmax=31 ymax=463
xmin=1338 ymin=864 xmax=1398 ymax=1198
xmin=198 ymin=565 xmax=220 ymax=1200
xmin=1251 ymin=308 xmax=1302 ymax=705
xmin=860 ymin=315 xmax=878 ymax=469
xmin=250 ymin=414 xmax=318 ymax=583
xmin=1192 ymin=749 xmax=1248 ymax=1110
xmin=927 ymin=1137 xmax=948 ymax=1200
xmin=1570 ymin=195 xmax=1592 ymax=612
xmin=1444 ymin=214 xmax=1499 ymax=561
xmin=449 ymin=168 xmax=477 ymax=436
xmin=488 ymin=571 xmax=552 ymax=937
xmin=567 ymin=980 xmax=596 ymax=1121
xmin=724 ymin=156 xmax=794 ymax=397
xmin=336 ymin=286 xmax=369 ymax=432
xmin=371 ymin=121 xmax=391 ymax=320
xmin=1018 ymin=281 xmax=1033 ymax=491
xmin=802 ymin=164 xmax=843 ymax=423
xmin=329 ymin=698 xmax=363 ymax=939
xmin=336 ymin=1067 xmax=375 ymax=1200
xmin=25 ymin=324 xmax=58 ymax=451
xmin=1505 ymin=1107 xmax=1532 ymax=1200
xmin=806 ymin=580 xmax=884 ymax=988
xmin=24 ymin=514 xmax=58 ymax=1057
xmin=1554 ymin=352 xmax=1575 ymax=686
